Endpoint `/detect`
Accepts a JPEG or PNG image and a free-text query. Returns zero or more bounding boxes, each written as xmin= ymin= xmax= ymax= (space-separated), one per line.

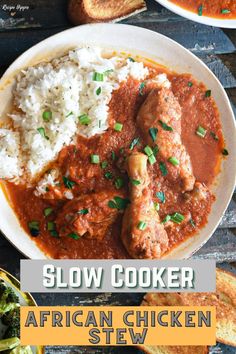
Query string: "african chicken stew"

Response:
xmin=0 ymin=48 xmax=227 ymax=259
xmin=169 ymin=0 xmax=236 ymax=19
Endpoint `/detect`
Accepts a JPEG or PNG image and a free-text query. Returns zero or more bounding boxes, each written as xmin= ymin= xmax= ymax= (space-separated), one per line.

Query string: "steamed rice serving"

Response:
xmin=0 ymin=47 xmax=149 ymax=182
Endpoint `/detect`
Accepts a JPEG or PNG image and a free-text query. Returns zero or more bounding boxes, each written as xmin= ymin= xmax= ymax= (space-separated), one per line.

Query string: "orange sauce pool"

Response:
xmin=169 ymin=0 xmax=236 ymax=19
xmin=3 ymin=62 xmax=224 ymax=259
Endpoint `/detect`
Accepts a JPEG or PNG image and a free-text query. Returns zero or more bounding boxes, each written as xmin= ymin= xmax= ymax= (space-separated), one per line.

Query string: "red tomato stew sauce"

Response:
xmin=169 ymin=0 xmax=236 ymax=19
xmin=4 ymin=63 xmax=225 ymax=259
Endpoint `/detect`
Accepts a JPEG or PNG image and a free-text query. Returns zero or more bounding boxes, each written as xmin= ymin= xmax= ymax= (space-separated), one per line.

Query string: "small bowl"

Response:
xmin=156 ymin=0 xmax=236 ymax=28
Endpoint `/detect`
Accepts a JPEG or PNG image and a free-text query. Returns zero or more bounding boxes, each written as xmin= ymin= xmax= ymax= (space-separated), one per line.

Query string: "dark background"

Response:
xmin=0 ymin=0 xmax=235 ymax=353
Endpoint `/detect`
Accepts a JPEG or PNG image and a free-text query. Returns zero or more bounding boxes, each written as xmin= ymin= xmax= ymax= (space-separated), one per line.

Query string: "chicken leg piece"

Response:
xmin=121 ymin=152 xmax=168 ymax=259
xmin=56 ymin=190 xmax=125 ymax=240
xmin=137 ymin=87 xmax=195 ymax=192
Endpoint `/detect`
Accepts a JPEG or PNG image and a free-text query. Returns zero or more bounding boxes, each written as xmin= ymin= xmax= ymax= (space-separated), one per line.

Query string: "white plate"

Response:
xmin=0 ymin=23 xmax=235 ymax=260
xmin=156 ymin=0 xmax=236 ymax=28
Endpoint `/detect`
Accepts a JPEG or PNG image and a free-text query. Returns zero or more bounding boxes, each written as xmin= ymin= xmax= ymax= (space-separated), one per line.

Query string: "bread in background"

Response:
xmin=140 ymin=268 xmax=236 ymax=350
xmin=68 ymin=0 xmax=147 ymax=24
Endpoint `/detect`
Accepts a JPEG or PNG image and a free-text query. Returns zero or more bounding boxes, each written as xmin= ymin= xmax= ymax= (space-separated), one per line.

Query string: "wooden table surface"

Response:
xmin=0 ymin=0 xmax=235 ymax=353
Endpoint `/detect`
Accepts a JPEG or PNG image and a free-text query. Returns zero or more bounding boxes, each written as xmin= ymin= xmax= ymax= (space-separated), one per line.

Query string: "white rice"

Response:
xmin=0 ymin=46 xmax=170 ymax=192
xmin=0 ymin=129 xmax=22 ymax=180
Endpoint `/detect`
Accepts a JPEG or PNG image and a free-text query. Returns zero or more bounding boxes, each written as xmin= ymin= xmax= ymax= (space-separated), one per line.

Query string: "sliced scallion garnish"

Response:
xmin=168 ymin=156 xmax=179 ymax=166
xmin=93 ymin=72 xmax=104 ymax=81
xmin=63 ymin=176 xmax=76 ymax=189
xmin=205 ymin=90 xmax=211 ymax=97
xmin=156 ymin=191 xmax=165 ymax=203
xmin=222 ymin=148 xmax=229 ymax=156
xmin=37 ymin=127 xmax=49 ymax=140
xmin=96 ymin=87 xmax=102 ymax=96
xmin=139 ymin=82 xmax=146 ymax=96
xmin=114 ymin=122 xmax=123 ymax=132
xmin=149 ymin=127 xmax=158 ymax=142
xmin=104 ymin=171 xmax=113 ymax=180
xmin=196 ymin=125 xmax=207 ymax=138
xmin=131 ymin=179 xmax=141 ymax=186
xmin=28 ymin=221 xmax=40 ymax=237
xmin=79 ymin=114 xmax=91 ymax=125
xmin=90 ymin=154 xmax=100 ymax=164
xmin=78 ymin=209 xmax=89 ymax=215
xmin=44 ymin=207 xmax=53 ymax=217
xmin=47 ymin=221 xmax=56 ymax=231
xmin=42 ymin=110 xmax=52 ymax=122
xmin=221 ymin=8 xmax=230 ymax=14
xmin=137 ymin=221 xmax=147 ymax=231
xmin=188 ymin=82 xmax=193 ymax=87
xmin=171 ymin=212 xmax=185 ymax=224
xmin=108 ymin=196 xmax=130 ymax=210
xmin=101 ymin=161 xmax=108 ymax=169
xmin=159 ymin=162 xmax=168 ymax=176
xmin=115 ymin=177 xmax=124 ymax=190
xmin=68 ymin=232 xmax=80 ymax=240
xmin=158 ymin=120 xmax=173 ymax=131
xmin=162 ymin=215 xmax=171 ymax=224
xmin=129 ymin=137 xmax=140 ymax=150
xmin=198 ymin=4 xmax=203 ymax=16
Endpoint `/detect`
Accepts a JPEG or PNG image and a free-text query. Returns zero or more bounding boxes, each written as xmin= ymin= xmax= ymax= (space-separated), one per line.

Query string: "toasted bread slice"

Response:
xmin=137 ymin=345 xmax=209 ymax=354
xmin=68 ymin=0 xmax=147 ymax=24
xmin=141 ymin=268 xmax=236 ymax=347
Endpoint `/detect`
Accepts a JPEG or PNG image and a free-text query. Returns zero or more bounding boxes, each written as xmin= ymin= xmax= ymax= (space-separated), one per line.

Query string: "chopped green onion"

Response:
xmin=47 ymin=221 xmax=56 ymax=231
xmin=159 ymin=162 xmax=168 ymax=176
xmin=154 ymin=202 xmax=160 ymax=212
xmin=63 ymin=176 xmax=76 ymax=189
xmin=189 ymin=219 xmax=196 ymax=228
xmin=198 ymin=4 xmax=203 ymax=16
xmin=210 ymin=132 xmax=219 ymax=141
xmin=148 ymin=154 xmax=156 ymax=165
xmin=96 ymin=87 xmax=101 ymax=95
xmin=78 ymin=209 xmax=89 ymax=215
xmin=222 ymin=148 xmax=229 ymax=156
xmin=79 ymin=114 xmax=91 ymax=125
xmin=221 ymin=8 xmax=230 ymax=14
xmin=168 ymin=156 xmax=179 ymax=166
xmin=93 ymin=72 xmax=104 ymax=81
xmin=90 ymin=154 xmax=100 ymax=164
xmin=104 ymin=69 xmax=114 ymax=76
xmin=44 ymin=207 xmax=53 ymax=217
xmin=101 ymin=161 xmax=108 ymax=169
xmin=37 ymin=127 xmax=49 ymax=140
xmin=115 ymin=177 xmax=124 ymax=190
xmin=128 ymin=57 xmax=135 ymax=62
xmin=120 ymin=147 xmax=125 ymax=155
xmin=131 ymin=179 xmax=141 ymax=186
xmin=114 ymin=122 xmax=123 ymax=132
xmin=158 ymin=120 xmax=173 ymax=131
xmin=129 ymin=137 xmax=140 ymax=150
xmin=137 ymin=221 xmax=147 ymax=230
xmin=149 ymin=127 xmax=158 ymax=142
xmin=162 ymin=215 xmax=171 ymax=224
xmin=156 ymin=191 xmax=165 ymax=203
xmin=104 ymin=171 xmax=113 ymax=179
xmin=188 ymin=82 xmax=193 ymax=87
xmin=42 ymin=110 xmax=52 ymax=122
xmin=153 ymin=145 xmax=159 ymax=157
xmin=108 ymin=196 xmax=130 ymax=210
xmin=66 ymin=111 xmax=73 ymax=117
xmin=28 ymin=221 xmax=39 ymax=234
xmin=50 ymin=230 xmax=59 ymax=238
xmin=171 ymin=212 xmax=185 ymax=224
xmin=139 ymin=82 xmax=146 ymax=96
xmin=144 ymin=145 xmax=154 ymax=157
xmin=111 ymin=151 xmax=116 ymax=161
xmin=196 ymin=125 xmax=207 ymax=138
xmin=68 ymin=232 xmax=80 ymax=240
xmin=205 ymin=90 xmax=211 ymax=97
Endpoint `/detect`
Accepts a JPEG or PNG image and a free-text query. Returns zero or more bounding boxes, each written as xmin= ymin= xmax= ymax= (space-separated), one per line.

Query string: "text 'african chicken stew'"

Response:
xmin=0 ymin=47 xmax=227 ymax=259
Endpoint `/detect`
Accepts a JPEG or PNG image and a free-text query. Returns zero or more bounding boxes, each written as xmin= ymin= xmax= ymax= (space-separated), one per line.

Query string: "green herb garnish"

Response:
xmin=96 ymin=87 xmax=102 ymax=95
xmin=158 ymin=120 xmax=173 ymax=131
xmin=139 ymin=82 xmax=146 ymax=96
xmin=129 ymin=137 xmax=140 ymax=150
xmin=137 ymin=221 xmax=147 ymax=231
xmin=114 ymin=122 xmax=123 ymax=132
xmin=159 ymin=162 xmax=168 ymax=176
xmin=115 ymin=177 xmax=124 ymax=190
xmin=108 ymin=196 xmax=130 ymax=210
xmin=44 ymin=207 xmax=53 ymax=217
xmin=93 ymin=72 xmax=104 ymax=81
xmin=156 ymin=191 xmax=165 ymax=203
xmin=79 ymin=114 xmax=91 ymax=125
xmin=198 ymin=4 xmax=203 ymax=16
xmin=222 ymin=148 xmax=229 ymax=156
xmin=205 ymin=90 xmax=211 ymax=97
xmin=149 ymin=127 xmax=158 ymax=142
xmin=68 ymin=233 xmax=80 ymax=240
xmin=37 ymin=127 xmax=49 ymax=140
xmin=90 ymin=154 xmax=100 ymax=164
xmin=168 ymin=156 xmax=179 ymax=166
xmin=63 ymin=176 xmax=76 ymax=189
xmin=131 ymin=179 xmax=141 ymax=186
xmin=42 ymin=110 xmax=52 ymax=122
xmin=78 ymin=209 xmax=89 ymax=215
xmin=196 ymin=125 xmax=207 ymax=138
xmin=171 ymin=212 xmax=185 ymax=224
